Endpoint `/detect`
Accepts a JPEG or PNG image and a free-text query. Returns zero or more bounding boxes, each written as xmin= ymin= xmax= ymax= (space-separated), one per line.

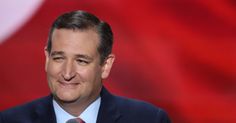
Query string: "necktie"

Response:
xmin=66 ymin=118 xmax=85 ymax=123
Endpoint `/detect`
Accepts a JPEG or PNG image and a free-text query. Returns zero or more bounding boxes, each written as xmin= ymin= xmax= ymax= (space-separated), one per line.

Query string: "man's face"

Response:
xmin=45 ymin=29 xmax=114 ymax=103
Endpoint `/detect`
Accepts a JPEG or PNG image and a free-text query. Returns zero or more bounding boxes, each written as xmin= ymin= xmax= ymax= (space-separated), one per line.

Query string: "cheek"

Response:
xmin=46 ymin=62 xmax=63 ymax=92
xmin=47 ymin=62 xmax=62 ymax=82
xmin=77 ymin=66 xmax=102 ymax=84
xmin=48 ymin=61 xmax=60 ymax=74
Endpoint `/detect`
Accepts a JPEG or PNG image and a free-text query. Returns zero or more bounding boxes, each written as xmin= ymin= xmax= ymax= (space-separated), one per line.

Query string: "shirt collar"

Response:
xmin=53 ymin=97 xmax=101 ymax=123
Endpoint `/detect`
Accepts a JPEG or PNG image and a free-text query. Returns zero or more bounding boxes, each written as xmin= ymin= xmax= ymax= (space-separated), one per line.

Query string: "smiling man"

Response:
xmin=0 ymin=10 xmax=171 ymax=123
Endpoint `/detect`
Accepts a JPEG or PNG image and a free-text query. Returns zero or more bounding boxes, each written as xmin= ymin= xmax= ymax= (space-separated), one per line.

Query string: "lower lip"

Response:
xmin=58 ymin=82 xmax=79 ymax=88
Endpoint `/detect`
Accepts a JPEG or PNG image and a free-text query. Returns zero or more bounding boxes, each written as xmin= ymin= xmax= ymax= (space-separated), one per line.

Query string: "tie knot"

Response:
xmin=66 ymin=118 xmax=85 ymax=123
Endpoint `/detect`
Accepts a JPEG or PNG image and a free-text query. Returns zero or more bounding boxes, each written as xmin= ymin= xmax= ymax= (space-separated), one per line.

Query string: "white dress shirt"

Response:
xmin=53 ymin=97 xmax=101 ymax=123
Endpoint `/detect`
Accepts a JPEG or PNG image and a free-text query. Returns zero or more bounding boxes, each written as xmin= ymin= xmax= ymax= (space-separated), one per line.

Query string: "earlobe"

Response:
xmin=44 ymin=47 xmax=49 ymax=72
xmin=101 ymin=54 xmax=115 ymax=79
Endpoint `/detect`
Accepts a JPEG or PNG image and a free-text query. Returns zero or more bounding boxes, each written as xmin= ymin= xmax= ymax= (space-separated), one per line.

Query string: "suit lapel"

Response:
xmin=96 ymin=87 xmax=121 ymax=123
xmin=31 ymin=88 xmax=120 ymax=123
xmin=34 ymin=95 xmax=57 ymax=123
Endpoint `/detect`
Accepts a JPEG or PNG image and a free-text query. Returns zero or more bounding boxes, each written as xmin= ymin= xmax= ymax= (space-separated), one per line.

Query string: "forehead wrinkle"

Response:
xmin=50 ymin=29 xmax=100 ymax=62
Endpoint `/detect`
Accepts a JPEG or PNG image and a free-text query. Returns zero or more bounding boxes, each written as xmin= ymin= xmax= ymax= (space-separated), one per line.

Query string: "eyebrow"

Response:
xmin=50 ymin=51 xmax=93 ymax=61
xmin=50 ymin=51 xmax=64 ymax=56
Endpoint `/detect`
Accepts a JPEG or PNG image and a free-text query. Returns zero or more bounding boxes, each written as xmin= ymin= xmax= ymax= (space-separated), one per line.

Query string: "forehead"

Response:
xmin=51 ymin=29 xmax=100 ymax=56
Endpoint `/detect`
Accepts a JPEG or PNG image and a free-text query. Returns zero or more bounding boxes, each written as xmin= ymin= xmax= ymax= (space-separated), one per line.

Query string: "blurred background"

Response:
xmin=0 ymin=0 xmax=235 ymax=123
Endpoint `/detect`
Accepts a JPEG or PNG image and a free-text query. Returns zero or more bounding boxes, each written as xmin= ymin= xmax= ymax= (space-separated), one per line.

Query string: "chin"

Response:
xmin=54 ymin=92 xmax=79 ymax=103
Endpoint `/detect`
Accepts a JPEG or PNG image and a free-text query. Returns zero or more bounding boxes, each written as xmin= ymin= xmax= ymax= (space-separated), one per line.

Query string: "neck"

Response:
xmin=55 ymin=88 xmax=101 ymax=116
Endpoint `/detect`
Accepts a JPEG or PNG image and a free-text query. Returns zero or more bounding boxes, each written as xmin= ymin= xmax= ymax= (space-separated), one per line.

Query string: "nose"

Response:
xmin=62 ymin=60 xmax=76 ymax=81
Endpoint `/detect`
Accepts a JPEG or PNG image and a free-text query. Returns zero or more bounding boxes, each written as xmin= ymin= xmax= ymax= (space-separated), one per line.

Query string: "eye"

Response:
xmin=52 ymin=57 xmax=64 ymax=62
xmin=76 ymin=59 xmax=89 ymax=65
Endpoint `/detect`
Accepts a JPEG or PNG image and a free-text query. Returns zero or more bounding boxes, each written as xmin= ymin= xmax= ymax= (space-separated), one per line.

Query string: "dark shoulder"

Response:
xmin=1 ymin=95 xmax=51 ymax=114
xmin=113 ymin=95 xmax=161 ymax=112
xmin=112 ymin=95 xmax=171 ymax=123
xmin=100 ymin=87 xmax=171 ymax=122
xmin=0 ymin=95 xmax=51 ymax=122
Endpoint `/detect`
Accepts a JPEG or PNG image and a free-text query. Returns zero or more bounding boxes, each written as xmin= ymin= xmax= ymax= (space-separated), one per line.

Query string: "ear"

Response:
xmin=101 ymin=54 xmax=115 ymax=79
xmin=44 ymin=47 xmax=49 ymax=72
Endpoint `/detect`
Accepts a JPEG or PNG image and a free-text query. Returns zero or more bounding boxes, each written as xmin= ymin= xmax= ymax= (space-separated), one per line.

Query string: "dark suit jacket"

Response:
xmin=0 ymin=87 xmax=171 ymax=123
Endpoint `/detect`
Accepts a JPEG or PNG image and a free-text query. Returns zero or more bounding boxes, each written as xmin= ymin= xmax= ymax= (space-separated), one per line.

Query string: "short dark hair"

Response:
xmin=46 ymin=10 xmax=113 ymax=63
